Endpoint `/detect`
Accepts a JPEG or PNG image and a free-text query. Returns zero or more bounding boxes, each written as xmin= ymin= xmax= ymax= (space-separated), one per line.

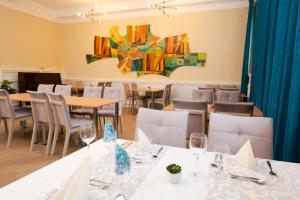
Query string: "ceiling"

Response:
xmin=0 ymin=0 xmax=248 ymax=24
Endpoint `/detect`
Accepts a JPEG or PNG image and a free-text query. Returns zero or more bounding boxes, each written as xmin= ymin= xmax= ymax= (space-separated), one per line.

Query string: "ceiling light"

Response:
xmin=149 ymin=0 xmax=179 ymax=18
xmin=77 ymin=0 xmax=102 ymax=24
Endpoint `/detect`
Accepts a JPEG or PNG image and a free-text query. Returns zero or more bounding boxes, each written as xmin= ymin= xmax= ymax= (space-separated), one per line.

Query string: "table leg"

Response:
xmin=115 ymin=102 xmax=119 ymax=132
xmin=93 ymin=108 xmax=99 ymax=138
xmin=131 ymin=90 xmax=135 ymax=114
xmin=151 ymin=92 xmax=155 ymax=109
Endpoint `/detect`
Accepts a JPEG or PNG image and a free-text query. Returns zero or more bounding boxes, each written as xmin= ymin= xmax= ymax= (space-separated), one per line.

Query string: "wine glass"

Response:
xmin=213 ymin=144 xmax=230 ymax=180
xmin=189 ymin=132 xmax=208 ymax=177
xmin=80 ymin=125 xmax=96 ymax=154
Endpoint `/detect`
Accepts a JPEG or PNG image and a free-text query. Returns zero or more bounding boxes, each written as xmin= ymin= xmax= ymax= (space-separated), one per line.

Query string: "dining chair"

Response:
xmin=37 ymin=84 xmax=54 ymax=93
xmin=136 ymin=108 xmax=189 ymax=148
xmin=0 ymin=89 xmax=32 ymax=147
xmin=173 ymin=98 xmax=208 ymax=136
xmin=216 ymin=90 xmax=241 ymax=102
xmin=208 ymin=113 xmax=273 ymax=159
xmin=214 ymin=102 xmax=255 ymax=116
xmin=130 ymin=82 xmax=146 ymax=109
xmin=122 ymin=83 xmax=133 ymax=111
xmin=97 ymin=87 xmax=123 ymax=132
xmin=71 ymin=86 xmax=102 ymax=116
xmin=54 ymin=85 xmax=72 ymax=96
xmin=28 ymin=91 xmax=54 ymax=154
xmin=48 ymin=93 xmax=94 ymax=157
xmin=147 ymin=84 xmax=172 ymax=109
xmin=191 ymin=89 xmax=213 ymax=104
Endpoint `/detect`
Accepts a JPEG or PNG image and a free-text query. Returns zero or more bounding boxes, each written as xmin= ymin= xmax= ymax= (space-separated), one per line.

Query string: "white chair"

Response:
xmin=147 ymin=84 xmax=172 ymax=109
xmin=48 ymin=93 xmax=94 ymax=157
xmin=71 ymin=86 xmax=102 ymax=116
xmin=98 ymin=87 xmax=123 ymax=132
xmin=0 ymin=89 xmax=32 ymax=147
xmin=216 ymin=90 xmax=241 ymax=102
xmin=54 ymin=85 xmax=72 ymax=96
xmin=28 ymin=91 xmax=54 ymax=154
xmin=37 ymin=84 xmax=54 ymax=93
xmin=208 ymin=113 xmax=273 ymax=159
xmin=136 ymin=108 xmax=189 ymax=148
xmin=191 ymin=89 xmax=213 ymax=104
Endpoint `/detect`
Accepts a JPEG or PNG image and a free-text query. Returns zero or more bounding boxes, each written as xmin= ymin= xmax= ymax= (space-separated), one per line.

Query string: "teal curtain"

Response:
xmin=241 ymin=0 xmax=254 ymax=95
xmin=250 ymin=0 xmax=300 ymax=162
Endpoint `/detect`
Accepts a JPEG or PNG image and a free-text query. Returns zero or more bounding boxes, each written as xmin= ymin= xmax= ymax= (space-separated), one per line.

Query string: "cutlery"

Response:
xmin=114 ymin=193 xmax=126 ymax=200
xmin=131 ymin=156 xmax=142 ymax=163
xmin=211 ymin=153 xmax=219 ymax=168
xmin=230 ymin=174 xmax=266 ymax=185
xmin=229 ymin=172 xmax=260 ymax=181
xmin=267 ymin=161 xmax=277 ymax=176
xmin=89 ymin=178 xmax=113 ymax=189
xmin=122 ymin=141 xmax=133 ymax=149
xmin=153 ymin=147 xmax=163 ymax=158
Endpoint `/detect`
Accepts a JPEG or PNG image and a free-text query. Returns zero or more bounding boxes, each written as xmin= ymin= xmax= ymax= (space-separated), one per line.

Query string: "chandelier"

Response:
xmin=77 ymin=0 xmax=107 ymax=24
xmin=150 ymin=0 xmax=180 ymax=18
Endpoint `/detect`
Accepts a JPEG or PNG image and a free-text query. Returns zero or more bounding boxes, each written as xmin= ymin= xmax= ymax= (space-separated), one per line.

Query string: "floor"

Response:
xmin=0 ymin=109 xmax=136 ymax=187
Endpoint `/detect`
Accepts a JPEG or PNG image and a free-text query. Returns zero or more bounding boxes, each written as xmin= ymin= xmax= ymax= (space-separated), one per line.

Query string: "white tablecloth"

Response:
xmin=1 ymin=140 xmax=300 ymax=200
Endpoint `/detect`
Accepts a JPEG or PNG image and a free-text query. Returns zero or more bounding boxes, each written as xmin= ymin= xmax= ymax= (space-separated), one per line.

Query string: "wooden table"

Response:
xmin=131 ymin=87 xmax=164 ymax=113
xmin=9 ymin=93 xmax=121 ymax=136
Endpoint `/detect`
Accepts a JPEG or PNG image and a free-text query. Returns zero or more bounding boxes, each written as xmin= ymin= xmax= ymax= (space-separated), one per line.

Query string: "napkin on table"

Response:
xmin=235 ymin=139 xmax=256 ymax=170
xmin=103 ymin=121 xmax=117 ymax=143
xmin=136 ymin=128 xmax=152 ymax=153
xmin=50 ymin=156 xmax=90 ymax=200
xmin=115 ymin=144 xmax=131 ymax=175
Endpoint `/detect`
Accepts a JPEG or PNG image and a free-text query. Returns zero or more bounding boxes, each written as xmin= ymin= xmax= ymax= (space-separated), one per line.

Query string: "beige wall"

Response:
xmin=62 ymin=8 xmax=248 ymax=84
xmin=0 ymin=5 xmax=62 ymax=72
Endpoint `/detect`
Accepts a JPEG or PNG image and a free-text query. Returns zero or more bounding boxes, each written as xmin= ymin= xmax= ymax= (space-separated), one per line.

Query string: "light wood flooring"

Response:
xmin=0 ymin=110 xmax=136 ymax=187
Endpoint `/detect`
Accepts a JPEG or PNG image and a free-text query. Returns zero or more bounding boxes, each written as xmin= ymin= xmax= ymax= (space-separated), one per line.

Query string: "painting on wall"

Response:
xmin=86 ymin=24 xmax=207 ymax=77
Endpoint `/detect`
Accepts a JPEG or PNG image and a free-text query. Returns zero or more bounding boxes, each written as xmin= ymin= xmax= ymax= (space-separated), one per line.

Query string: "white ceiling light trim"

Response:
xmin=0 ymin=0 xmax=248 ymax=24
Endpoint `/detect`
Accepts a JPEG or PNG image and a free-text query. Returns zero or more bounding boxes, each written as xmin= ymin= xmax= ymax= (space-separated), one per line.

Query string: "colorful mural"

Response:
xmin=86 ymin=24 xmax=207 ymax=77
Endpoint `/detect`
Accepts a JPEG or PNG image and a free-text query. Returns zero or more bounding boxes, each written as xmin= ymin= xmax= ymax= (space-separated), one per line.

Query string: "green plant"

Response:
xmin=166 ymin=164 xmax=182 ymax=174
xmin=0 ymin=80 xmax=17 ymax=94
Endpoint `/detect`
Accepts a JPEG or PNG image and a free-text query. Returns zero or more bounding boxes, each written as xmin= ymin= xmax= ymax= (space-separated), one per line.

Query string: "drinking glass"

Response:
xmin=213 ymin=144 xmax=230 ymax=180
xmin=189 ymin=133 xmax=208 ymax=177
xmin=80 ymin=125 xmax=96 ymax=154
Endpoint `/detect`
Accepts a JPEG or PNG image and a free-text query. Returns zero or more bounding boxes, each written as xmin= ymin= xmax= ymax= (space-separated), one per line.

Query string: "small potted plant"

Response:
xmin=0 ymin=80 xmax=17 ymax=94
xmin=166 ymin=164 xmax=182 ymax=184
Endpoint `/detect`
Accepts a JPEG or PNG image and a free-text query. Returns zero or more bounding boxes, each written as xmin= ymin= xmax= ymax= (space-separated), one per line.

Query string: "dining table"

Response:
xmin=9 ymin=93 xmax=121 ymax=137
xmin=0 ymin=139 xmax=299 ymax=200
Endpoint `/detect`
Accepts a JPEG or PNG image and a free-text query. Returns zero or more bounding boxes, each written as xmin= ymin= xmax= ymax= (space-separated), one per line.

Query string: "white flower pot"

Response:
xmin=168 ymin=172 xmax=182 ymax=184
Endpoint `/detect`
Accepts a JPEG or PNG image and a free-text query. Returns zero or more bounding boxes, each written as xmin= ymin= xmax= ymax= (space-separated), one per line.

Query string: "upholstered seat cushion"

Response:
xmin=71 ymin=108 xmax=93 ymax=115
xmin=70 ymin=118 xmax=94 ymax=128
xmin=14 ymin=110 xmax=32 ymax=119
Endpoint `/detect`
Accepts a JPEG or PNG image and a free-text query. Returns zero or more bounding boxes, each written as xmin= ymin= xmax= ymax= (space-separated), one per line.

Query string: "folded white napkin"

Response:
xmin=50 ymin=156 xmax=90 ymax=200
xmin=136 ymin=128 xmax=152 ymax=153
xmin=235 ymin=140 xmax=256 ymax=170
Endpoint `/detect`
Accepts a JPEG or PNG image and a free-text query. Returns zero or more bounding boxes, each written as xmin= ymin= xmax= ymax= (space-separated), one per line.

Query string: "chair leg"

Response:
xmin=30 ymin=122 xmax=39 ymax=151
xmin=20 ymin=120 xmax=26 ymax=136
xmin=51 ymin=126 xmax=60 ymax=155
xmin=3 ymin=119 xmax=8 ymax=134
xmin=46 ymin=126 xmax=53 ymax=155
xmin=119 ymin=117 xmax=123 ymax=133
xmin=41 ymin=124 xmax=47 ymax=145
xmin=7 ymin=120 xmax=15 ymax=147
xmin=62 ymin=130 xmax=71 ymax=157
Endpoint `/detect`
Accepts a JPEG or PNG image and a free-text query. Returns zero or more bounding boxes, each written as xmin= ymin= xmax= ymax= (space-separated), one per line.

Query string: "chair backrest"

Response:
xmin=130 ymin=82 xmax=139 ymax=96
xmin=161 ymin=84 xmax=172 ymax=106
xmin=219 ymin=85 xmax=240 ymax=91
xmin=214 ymin=102 xmax=255 ymax=116
xmin=191 ymin=89 xmax=213 ymax=104
xmin=37 ymin=84 xmax=54 ymax=93
xmin=83 ymin=86 xmax=102 ymax=99
xmin=122 ymin=83 xmax=132 ymax=100
xmin=28 ymin=91 xmax=54 ymax=125
xmin=102 ymin=87 xmax=122 ymax=112
xmin=208 ymin=113 xmax=273 ymax=159
xmin=54 ymin=85 xmax=72 ymax=96
xmin=48 ymin=93 xmax=71 ymax=128
xmin=0 ymin=89 xmax=14 ymax=119
xmin=216 ymin=90 xmax=240 ymax=102
xmin=173 ymin=98 xmax=208 ymax=136
xmin=136 ymin=108 xmax=189 ymax=148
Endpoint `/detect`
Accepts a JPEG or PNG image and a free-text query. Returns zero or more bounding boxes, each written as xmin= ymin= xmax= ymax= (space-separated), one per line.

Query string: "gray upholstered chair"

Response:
xmin=37 ymin=84 xmax=54 ymax=93
xmin=147 ymin=84 xmax=172 ymax=109
xmin=98 ymin=87 xmax=123 ymax=132
xmin=173 ymin=98 xmax=208 ymax=137
xmin=208 ymin=113 xmax=273 ymax=159
xmin=48 ymin=93 xmax=94 ymax=157
xmin=136 ymin=108 xmax=189 ymax=148
xmin=191 ymin=89 xmax=213 ymax=104
xmin=54 ymin=85 xmax=72 ymax=96
xmin=216 ymin=90 xmax=241 ymax=102
xmin=214 ymin=102 xmax=255 ymax=116
xmin=0 ymin=89 xmax=32 ymax=147
xmin=28 ymin=91 xmax=54 ymax=154
xmin=71 ymin=86 xmax=102 ymax=116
